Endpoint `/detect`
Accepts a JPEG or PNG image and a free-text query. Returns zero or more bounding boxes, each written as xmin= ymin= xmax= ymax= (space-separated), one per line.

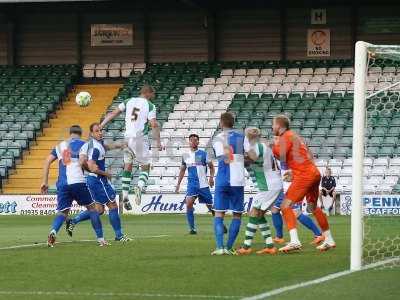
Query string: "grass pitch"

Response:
xmin=0 ymin=215 xmax=398 ymax=300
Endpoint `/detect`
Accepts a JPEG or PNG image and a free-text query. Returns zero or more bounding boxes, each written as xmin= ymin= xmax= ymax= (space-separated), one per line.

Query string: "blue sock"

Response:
xmin=213 ymin=217 xmax=225 ymax=249
xmin=72 ymin=210 xmax=91 ymax=225
xmin=51 ymin=214 xmax=66 ymax=233
xmin=226 ymin=218 xmax=241 ymax=249
xmin=186 ymin=208 xmax=195 ymax=230
xmin=89 ymin=210 xmax=103 ymax=239
xmin=109 ymin=208 xmax=123 ymax=239
xmin=298 ymin=213 xmax=321 ymax=237
xmin=272 ymin=212 xmax=283 ymax=238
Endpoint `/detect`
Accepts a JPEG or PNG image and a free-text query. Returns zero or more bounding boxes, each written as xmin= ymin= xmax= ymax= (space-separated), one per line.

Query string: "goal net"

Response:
xmin=352 ymin=42 xmax=400 ymax=270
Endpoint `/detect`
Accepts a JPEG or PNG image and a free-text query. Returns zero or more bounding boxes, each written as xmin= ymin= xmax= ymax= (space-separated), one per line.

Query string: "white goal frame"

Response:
xmin=352 ymin=41 xmax=400 ymax=271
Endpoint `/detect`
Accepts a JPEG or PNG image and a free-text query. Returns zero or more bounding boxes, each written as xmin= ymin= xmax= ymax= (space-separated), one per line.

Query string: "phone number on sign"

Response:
xmin=20 ymin=209 xmax=84 ymax=215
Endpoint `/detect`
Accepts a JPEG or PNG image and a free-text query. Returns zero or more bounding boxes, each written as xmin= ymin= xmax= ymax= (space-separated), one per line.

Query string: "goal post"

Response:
xmin=351 ymin=41 xmax=370 ymax=271
xmin=351 ymin=41 xmax=400 ymax=271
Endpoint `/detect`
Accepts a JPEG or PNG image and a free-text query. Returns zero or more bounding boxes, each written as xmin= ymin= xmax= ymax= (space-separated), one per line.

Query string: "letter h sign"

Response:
xmin=311 ymin=9 xmax=326 ymax=25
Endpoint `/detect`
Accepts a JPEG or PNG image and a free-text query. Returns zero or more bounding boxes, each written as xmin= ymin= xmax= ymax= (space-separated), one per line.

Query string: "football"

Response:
xmin=75 ymin=91 xmax=92 ymax=107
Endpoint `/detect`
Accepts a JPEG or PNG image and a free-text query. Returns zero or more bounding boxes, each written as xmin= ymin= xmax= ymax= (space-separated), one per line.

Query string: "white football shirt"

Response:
xmin=118 ymin=97 xmax=156 ymax=138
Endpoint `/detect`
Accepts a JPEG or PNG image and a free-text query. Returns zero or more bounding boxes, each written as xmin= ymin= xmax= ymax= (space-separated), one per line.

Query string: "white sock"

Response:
xmin=137 ymin=181 xmax=145 ymax=191
xmin=289 ymin=229 xmax=301 ymax=245
xmin=97 ymin=237 xmax=105 ymax=243
xmin=122 ymin=190 xmax=129 ymax=199
xmin=324 ymin=230 xmax=335 ymax=243
xmin=50 ymin=229 xmax=56 ymax=235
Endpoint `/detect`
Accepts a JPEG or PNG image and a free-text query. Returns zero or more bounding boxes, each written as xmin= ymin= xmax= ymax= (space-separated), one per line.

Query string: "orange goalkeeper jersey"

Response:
xmin=272 ymin=130 xmax=319 ymax=179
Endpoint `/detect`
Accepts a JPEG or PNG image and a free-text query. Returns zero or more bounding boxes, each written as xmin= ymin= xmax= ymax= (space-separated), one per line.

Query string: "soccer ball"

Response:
xmin=75 ymin=91 xmax=92 ymax=107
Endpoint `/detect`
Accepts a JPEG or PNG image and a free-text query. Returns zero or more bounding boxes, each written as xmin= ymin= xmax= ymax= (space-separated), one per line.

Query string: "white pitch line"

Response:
xmin=0 ymin=290 xmax=239 ymax=299
xmin=0 ymin=235 xmax=170 ymax=251
xmin=241 ymin=257 xmax=400 ymax=300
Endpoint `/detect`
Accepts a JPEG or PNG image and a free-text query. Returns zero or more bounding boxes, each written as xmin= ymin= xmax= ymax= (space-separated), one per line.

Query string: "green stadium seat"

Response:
xmin=302 ymin=93 xmax=315 ymax=100
xmin=290 ymin=119 xmax=303 ymax=129
xmin=296 ymin=101 xmax=312 ymax=111
xmin=293 ymin=111 xmax=307 ymax=119
xmin=382 ymin=136 xmax=398 ymax=147
xmin=255 ymin=102 xmax=270 ymax=111
xmin=248 ymin=119 xmax=262 ymax=127
xmin=285 ymin=101 xmax=298 ymax=111
xmin=313 ymin=128 xmax=328 ymax=138
xmin=300 ymin=128 xmax=313 ymax=138
xmin=366 ymin=147 xmax=379 ymax=157
xmin=274 ymin=94 xmax=287 ymax=101
xmin=334 ymin=148 xmax=349 ymax=158
xmin=379 ymin=146 xmax=394 ymax=157
xmin=320 ymin=110 xmax=335 ymax=119
xmin=237 ymin=111 xmax=251 ymax=120
xmin=309 ymin=137 xmax=324 ymax=147
xmin=391 ymin=118 xmax=400 ymax=127
xmin=336 ymin=136 xmax=352 ymax=147
xmin=303 ymin=119 xmax=317 ymax=128
xmin=247 ymin=94 xmax=260 ymax=101
xmin=318 ymin=119 xmax=331 ymax=128
xmin=330 ymin=119 xmax=345 ymax=128
xmin=260 ymin=93 xmax=274 ymax=101
xmin=386 ymin=127 xmax=400 ymax=137
xmin=367 ymin=137 xmax=384 ymax=147
xmin=370 ymin=127 xmax=387 ymax=137
xmin=307 ymin=111 xmax=321 ymax=120
xmin=319 ymin=147 xmax=334 ymax=158
xmin=324 ymin=137 xmax=337 ymax=147
xmin=326 ymin=100 xmax=340 ymax=110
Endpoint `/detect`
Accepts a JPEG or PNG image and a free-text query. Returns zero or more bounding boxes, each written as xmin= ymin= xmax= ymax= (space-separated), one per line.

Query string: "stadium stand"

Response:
xmin=1 ymin=82 xmax=121 ymax=194
xmin=0 ymin=64 xmax=78 ymax=188
xmin=99 ymin=59 xmax=400 ymax=195
xmin=83 ymin=63 xmax=147 ymax=79
xmin=2 ymin=59 xmax=400 ymax=195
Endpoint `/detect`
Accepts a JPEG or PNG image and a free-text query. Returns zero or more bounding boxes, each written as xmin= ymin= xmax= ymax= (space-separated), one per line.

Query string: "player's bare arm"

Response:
xmin=79 ymin=153 xmax=90 ymax=172
xmin=149 ymin=118 xmax=163 ymax=150
xmin=100 ymin=107 xmax=122 ymax=129
xmin=41 ymin=154 xmax=57 ymax=194
xmin=175 ymin=164 xmax=186 ymax=193
xmin=208 ymin=161 xmax=215 ymax=188
xmin=104 ymin=140 xmax=128 ymax=151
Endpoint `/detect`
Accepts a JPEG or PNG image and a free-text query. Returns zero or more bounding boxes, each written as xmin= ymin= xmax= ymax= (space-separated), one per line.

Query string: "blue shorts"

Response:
xmin=213 ymin=186 xmax=244 ymax=213
xmin=273 ymin=191 xmax=301 ymax=210
xmin=86 ymin=176 xmax=116 ymax=205
xmin=56 ymin=183 xmax=94 ymax=212
xmin=186 ymin=186 xmax=213 ymax=205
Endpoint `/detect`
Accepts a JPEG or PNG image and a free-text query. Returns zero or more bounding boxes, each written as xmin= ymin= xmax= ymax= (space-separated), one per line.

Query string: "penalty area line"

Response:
xmin=0 ymin=234 xmax=170 ymax=250
xmin=241 ymin=257 xmax=400 ymax=300
xmin=0 ymin=290 xmax=239 ymax=299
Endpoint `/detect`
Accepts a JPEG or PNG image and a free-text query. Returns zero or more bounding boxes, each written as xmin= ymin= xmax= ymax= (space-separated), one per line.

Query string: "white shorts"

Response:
xmin=321 ymin=195 xmax=334 ymax=209
xmin=124 ymin=136 xmax=151 ymax=165
xmin=252 ymin=189 xmax=282 ymax=211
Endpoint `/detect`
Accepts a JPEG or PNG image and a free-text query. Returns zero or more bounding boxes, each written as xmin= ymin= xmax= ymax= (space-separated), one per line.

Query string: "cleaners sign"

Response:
xmin=0 ymin=195 xmax=85 ymax=215
xmin=340 ymin=194 xmax=400 ymax=215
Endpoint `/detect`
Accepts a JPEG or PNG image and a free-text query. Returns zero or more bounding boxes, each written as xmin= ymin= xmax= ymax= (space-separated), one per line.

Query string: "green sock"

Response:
xmin=122 ymin=170 xmax=132 ymax=193
xmin=258 ymin=216 xmax=274 ymax=249
xmin=243 ymin=216 xmax=258 ymax=249
xmin=137 ymin=171 xmax=149 ymax=191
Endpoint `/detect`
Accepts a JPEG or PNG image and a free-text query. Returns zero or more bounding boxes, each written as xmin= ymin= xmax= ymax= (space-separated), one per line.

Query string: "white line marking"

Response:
xmin=0 ymin=235 xmax=170 ymax=250
xmin=0 ymin=291 xmax=239 ymax=299
xmin=241 ymin=257 xmax=400 ymax=300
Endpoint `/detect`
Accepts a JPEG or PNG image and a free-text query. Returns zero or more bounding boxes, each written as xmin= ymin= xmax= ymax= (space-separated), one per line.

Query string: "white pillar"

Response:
xmin=351 ymin=41 xmax=369 ymax=271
